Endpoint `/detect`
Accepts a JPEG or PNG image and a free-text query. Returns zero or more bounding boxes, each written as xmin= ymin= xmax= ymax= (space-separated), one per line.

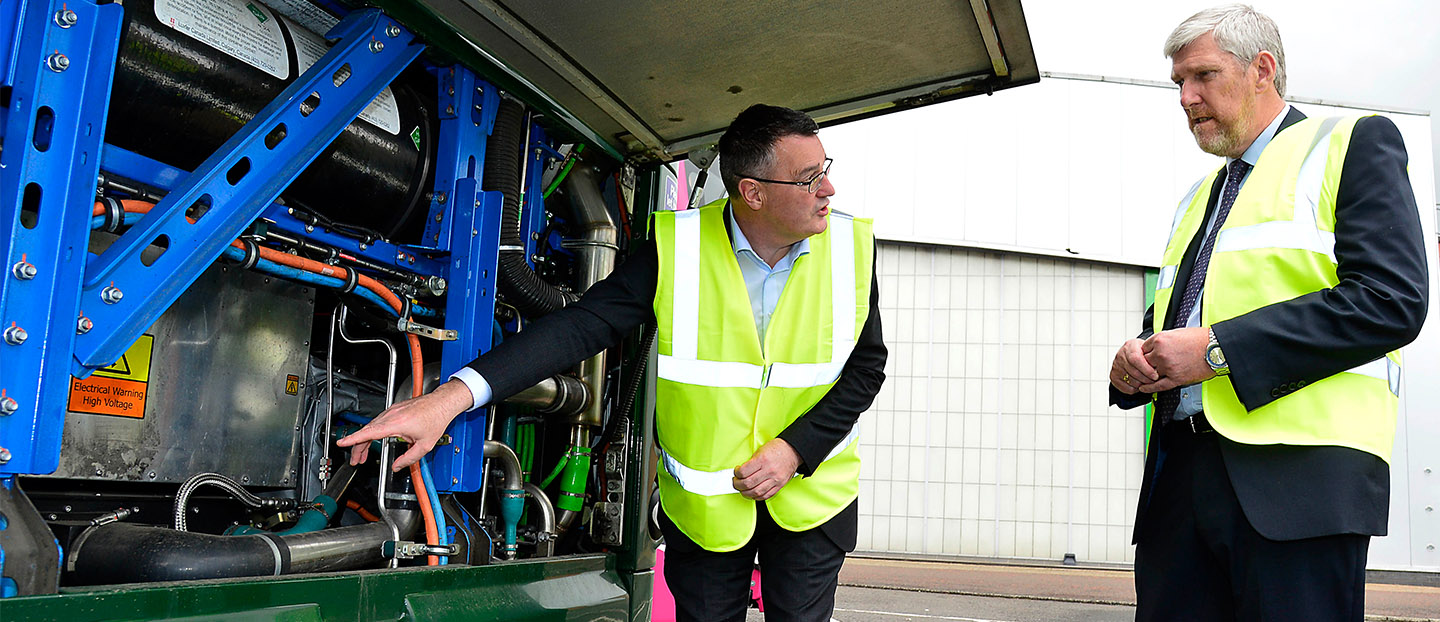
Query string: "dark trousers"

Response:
xmin=1135 ymin=425 xmax=1369 ymax=622
xmin=659 ymin=503 xmax=845 ymax=622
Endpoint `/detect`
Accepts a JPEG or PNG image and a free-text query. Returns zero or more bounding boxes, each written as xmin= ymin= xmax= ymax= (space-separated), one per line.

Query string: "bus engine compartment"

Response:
xmin=0 ymin=0 xmax=1037 ymax=617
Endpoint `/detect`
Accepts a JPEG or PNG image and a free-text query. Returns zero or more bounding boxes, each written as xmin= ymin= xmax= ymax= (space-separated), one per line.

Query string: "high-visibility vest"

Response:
xmin=1153 ymin=115 xmax=1401 ymax=461
xmin=652 ymin=200 xmax=875 ymax=551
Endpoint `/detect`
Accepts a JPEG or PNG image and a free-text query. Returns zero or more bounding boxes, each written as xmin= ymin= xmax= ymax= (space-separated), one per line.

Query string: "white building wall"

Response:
xmin=825 ymin=74 xmax=1440 ymax=570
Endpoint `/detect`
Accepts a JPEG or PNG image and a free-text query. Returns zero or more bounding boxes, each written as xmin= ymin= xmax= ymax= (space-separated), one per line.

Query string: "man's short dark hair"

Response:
xmin=718 ymin=104 xmax=820 ymax=199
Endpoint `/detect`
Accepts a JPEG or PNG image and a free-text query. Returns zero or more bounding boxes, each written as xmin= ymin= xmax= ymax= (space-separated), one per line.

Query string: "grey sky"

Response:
xmin=1022 ymin=0 xmax=1440 ymax=205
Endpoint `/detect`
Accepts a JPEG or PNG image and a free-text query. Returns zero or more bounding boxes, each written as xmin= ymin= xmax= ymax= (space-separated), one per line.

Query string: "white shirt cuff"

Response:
xmin=448 ymin=367 xmax=493 ymax=410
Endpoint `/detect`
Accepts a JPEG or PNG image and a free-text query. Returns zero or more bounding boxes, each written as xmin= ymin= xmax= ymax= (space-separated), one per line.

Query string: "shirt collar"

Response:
xmin=726 ymin=202 xmax=810 ymax=265
xmin=1231 ymin=104 xmax=1291 ymax=168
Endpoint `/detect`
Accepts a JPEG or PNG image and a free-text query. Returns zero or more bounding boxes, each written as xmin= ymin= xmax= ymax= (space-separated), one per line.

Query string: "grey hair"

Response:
xmin=1163 ymin=4 xmax=1286 ymax=97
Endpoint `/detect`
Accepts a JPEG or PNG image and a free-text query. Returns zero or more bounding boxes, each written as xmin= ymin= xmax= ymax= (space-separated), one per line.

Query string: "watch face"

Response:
xmin=1207 ymin=344 xmax=1226 ymax=367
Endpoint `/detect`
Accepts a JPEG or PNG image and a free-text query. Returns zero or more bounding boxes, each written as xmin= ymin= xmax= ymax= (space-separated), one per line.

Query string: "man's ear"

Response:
xmin=1253 ymin=50 xmax=1279 ymax=94
xmin=738 ymin=178 xmax=765 ymax=211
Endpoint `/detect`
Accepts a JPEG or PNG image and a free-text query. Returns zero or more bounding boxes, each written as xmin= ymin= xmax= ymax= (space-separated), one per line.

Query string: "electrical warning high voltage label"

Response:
xmin=68 ymin=334 xmax=154 ymax=419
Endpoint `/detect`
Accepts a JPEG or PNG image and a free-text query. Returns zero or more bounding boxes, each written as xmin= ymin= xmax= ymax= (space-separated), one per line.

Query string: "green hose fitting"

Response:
xmin=557 ymin=446 xmax=591 ymax=512
xmin=226 ymin=494 xmax=336 ymax=536
xmin=499 ymin=488 xmax=526 ymax=558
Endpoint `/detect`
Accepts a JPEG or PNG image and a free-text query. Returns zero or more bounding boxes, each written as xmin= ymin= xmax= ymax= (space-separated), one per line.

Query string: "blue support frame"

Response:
xmin=72 ymin=9 xmax=424 ymax=376
xmin=521 ymin=124 xmax=551 ymax=263
xmin=429 ymin=66 xmax=502 ymax=493
xmin=0 ymin=0 xmax=124 ymax=476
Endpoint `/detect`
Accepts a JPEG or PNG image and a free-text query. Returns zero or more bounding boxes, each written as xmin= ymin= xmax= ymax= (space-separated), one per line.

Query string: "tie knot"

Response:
xmin=1228 ymin=159 xmax=1251 ymax=180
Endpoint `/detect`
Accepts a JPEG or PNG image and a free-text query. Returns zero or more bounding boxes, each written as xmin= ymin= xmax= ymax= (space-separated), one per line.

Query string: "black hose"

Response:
xmin=486 ymin=97 xmax=576 ymax=316
xmin=602 ymin=324 xmax=657 ymax=448
xmin=69 ymin=523 xmax=290 ymax=584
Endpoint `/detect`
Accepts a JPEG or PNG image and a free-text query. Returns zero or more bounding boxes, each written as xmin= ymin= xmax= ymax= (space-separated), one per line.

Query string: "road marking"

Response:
xmin=835 ymin=608 xmax=1015 ymax=622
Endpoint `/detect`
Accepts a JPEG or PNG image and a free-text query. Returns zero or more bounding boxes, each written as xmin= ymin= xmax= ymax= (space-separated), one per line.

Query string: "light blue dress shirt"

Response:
xmin=1175 ymin=105 xmax=1292 ymax=420
xmin=727 ymin=205 xmax=811 ymax=344
xmin=451 ymin=203 xmax=810 ymax=408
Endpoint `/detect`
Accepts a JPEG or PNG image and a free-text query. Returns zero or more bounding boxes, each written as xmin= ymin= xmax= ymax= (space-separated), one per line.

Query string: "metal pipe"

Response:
xmin=483 ymin=441 xmax=524 ymax=493
xmin=336 ymin=304 xmax=402 ymax=565
xmin=485 ymin=441 xmax=526 ymax=559
xmin=503 ymin=375 xmax=590 ymax=416
xmin=523 ymin=483 xmax=557 ymax=557
xmin=562 ymin=166 xmax=618 ymax=430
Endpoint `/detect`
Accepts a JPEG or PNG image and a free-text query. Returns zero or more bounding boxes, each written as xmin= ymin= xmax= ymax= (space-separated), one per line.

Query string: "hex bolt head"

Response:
xmin=12 ymin=261 xmax=37 ymax=280
xmin=46 ymin=52 xmax=70 ymax=72
xmin=386 ymin=24 xmax=401 ymax=38
xmin=76 ymin=316 xmax=93 ymax=335
xmin=54 ymin=8 xmax=78 ymax=28
xmin=369 ymin=40 xmax=385 ymax=53
xmin=0 ymin=396 xmax=18 ymax=415
xmin=101 ymin=286 xmax=123 ymax=304
xmin=4 ymin=326 xmax=28 ymax=346
xmin=0 ymin=447 xmax=13 ymax=463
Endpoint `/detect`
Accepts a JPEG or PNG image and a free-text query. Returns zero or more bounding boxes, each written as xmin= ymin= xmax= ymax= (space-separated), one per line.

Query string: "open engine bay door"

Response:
xmin=380 ymin=0 xmax=1040 ymax=160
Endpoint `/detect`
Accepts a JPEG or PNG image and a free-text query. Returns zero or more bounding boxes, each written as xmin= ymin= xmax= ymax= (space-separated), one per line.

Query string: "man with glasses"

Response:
xmin=340 ymin=104 xmax=886 ymax=622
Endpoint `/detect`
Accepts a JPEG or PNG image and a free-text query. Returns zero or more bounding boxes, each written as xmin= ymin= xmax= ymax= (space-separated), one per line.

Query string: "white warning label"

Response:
xmin=289 ymin=19 xmax=402 ymax=135
xmin=156 ymin=0 xmax=288 ymax=80
xmin=258 ymin=0 xmax=339 ymax=36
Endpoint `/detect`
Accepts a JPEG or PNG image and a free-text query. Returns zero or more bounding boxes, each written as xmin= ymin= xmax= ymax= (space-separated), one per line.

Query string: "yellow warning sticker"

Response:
xmin=93 ymin=334 xmax=153 ymax=382
xmin=70 ymin=334 xmax=154 ymax=418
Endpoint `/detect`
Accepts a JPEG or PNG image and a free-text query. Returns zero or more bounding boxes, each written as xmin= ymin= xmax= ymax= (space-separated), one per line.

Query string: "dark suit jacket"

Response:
xmin=467 ymin=211 xmax=887 ymax=550
xmin=1114 ymin=107 xmax=1428 ymax=541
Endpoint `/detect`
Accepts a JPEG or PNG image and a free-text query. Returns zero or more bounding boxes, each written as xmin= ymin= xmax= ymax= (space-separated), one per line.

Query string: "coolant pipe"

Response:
xmin=228 ymin=495 xmax=338 ymax=536
xmin=523 ymin=483 xmax=557 ymax=557
xmin=556 ymin=429 xmax=592 ymax=533
xmin=483 ymin=440 xmax=526 ymax=559
xmin=69 ymin=509 xmax=418 ymax=584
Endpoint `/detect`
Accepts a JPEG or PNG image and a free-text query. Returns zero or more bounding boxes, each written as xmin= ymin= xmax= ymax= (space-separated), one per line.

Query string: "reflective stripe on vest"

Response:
xmin=657 ymin=426 xmax=861 ymax=497
xmin=1152 ymin=115 xmax=1404 ymax=462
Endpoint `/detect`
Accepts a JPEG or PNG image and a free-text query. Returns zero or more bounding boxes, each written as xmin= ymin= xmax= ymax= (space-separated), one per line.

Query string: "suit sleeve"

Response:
xmin=1213 ymin=115 xmax=1429 ymax=410
xmin=1108 ymin=304 xmax=1156 ymax=410
xmin=777 ymin=256 xmax=888 ymax=477
xmin=466 ymin=240 xmax=658 ymax=402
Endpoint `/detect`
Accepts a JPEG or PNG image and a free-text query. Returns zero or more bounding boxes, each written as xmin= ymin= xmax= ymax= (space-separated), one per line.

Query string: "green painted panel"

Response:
xmin=0 ymin=555 xmax=628 ymax=622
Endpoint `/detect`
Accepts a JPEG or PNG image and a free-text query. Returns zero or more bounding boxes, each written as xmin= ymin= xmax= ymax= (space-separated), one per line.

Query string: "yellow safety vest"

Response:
xmin=1154 ymin=115 xmax=1401 ymax=461
xmin=652 ymin=200 xmax=874 ymax=551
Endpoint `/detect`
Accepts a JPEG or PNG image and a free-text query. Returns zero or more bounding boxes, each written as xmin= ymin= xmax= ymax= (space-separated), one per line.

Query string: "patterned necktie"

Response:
xmin=1155 ymin=159 xmax=1252 ymax=422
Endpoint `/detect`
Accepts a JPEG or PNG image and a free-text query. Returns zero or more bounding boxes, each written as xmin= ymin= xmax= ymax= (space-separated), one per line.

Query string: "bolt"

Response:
xmin=471 ymin=229 xmax=477 ymax=236
xmin=0 ymin=396 xmax=17 ymax=415
xmin=12 ymin=261 xmax=37 ymax=280
xmin=54 ymin=8 xmax=78 ymax=28
xmin=242 ymin=475 xmax=250 ymax=484
xmin=148 ymin=471 xmax=156 ymax=479
xmin=437 ymin=192 xmax=448 ymax=204
xmin=0 ymin=447 xmax=8 ymax=463
xmin=369 ymin=40 xmax=385 ymax=54
xmin=287 ymin=207 xmax=295 ymax=215
xmin=435 ymin=213 xmax=443 ymax=222
xmin=386 ymin=24 xmax=401 ymax=38
xmin=77 ymin=316 xmax=93 ymax=334
xmin=101 ymin=285 xmax=123 ymax=304
xmin=46 ymin=52 xmax=69 ymax=72
xmin=359 ymin=243 xmax=368 ymax=251
xmin=452 ymin=477 xmax=458 ymax=485
xmin=1427 ymin=506 xmax=1434 ymax=512
xmin=454 ymin=446 xmax=461 ymax=454
xmin=94 ymin=467 xmax=103 ymax=476
xmin=408 ymin=255 xmax=415 ymax=265
xmin=4 ymin=325 xmax=27 ymax=346
xmin=445 ymin=105 xmax=454 ymax=115
xmin=531 ymin=232 xmax=540 ymax=241
xmin=533 ymin=148 xmax=542 ymax=160
xmin=305 ymin=224 xmax=314 ymax=233
xmin=64 ymin=505 xmax=72 ymax=512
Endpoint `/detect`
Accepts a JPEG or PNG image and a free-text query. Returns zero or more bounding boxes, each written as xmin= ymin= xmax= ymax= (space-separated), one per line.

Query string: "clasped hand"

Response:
xmin=1109 ymin=326 xmax=1216 ymax=394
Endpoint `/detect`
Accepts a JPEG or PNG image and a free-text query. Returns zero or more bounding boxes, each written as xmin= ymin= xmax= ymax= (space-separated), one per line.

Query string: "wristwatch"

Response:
xmin=1205 ymin=327 xmax=1229 ymax=376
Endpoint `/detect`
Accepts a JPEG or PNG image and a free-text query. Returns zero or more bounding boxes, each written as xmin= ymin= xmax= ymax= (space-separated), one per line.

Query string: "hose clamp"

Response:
xmin=100 ymin=197 xmax=123 ymax=232
xmin=340 ymin=266 xmax=360 ymax=294
xmin=240 ymin=240 xmax=260 ymax=270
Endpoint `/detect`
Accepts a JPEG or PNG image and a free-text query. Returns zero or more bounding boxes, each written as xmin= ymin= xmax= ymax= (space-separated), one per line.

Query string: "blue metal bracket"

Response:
xmin=72 ymin=9 xmax=425 ymax=376
xmin=0 ymin=0 xmax=124 ymax=476
xmin=99 ymin=144 xmax=446 ymax=280
xmin=428 ymin=66 xmax=502 ymax=493
xmin=522 ymin=124 xmax=552 ymax=263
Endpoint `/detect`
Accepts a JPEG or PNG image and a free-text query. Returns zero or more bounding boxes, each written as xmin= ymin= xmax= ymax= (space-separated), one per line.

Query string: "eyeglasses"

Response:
xmin=744 ymin=158 xmax=833 ymax=194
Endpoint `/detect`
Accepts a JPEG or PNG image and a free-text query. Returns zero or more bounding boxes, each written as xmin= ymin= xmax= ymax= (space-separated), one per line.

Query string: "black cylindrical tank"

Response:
xmin=105 ymin=0 xmax=436 ymax=240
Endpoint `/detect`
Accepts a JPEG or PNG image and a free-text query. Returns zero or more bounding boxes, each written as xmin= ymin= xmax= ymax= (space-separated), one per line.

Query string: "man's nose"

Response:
xmin=816 ymin=173 xmax=836 ymax=198
xmin=1179 ymin=83 xmax=1202 ymax=110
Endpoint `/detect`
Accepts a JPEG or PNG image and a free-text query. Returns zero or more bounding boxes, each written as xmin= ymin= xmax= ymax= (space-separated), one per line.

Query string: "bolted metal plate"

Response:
xmin=41 ymin=264 xmax=315 ymax=486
